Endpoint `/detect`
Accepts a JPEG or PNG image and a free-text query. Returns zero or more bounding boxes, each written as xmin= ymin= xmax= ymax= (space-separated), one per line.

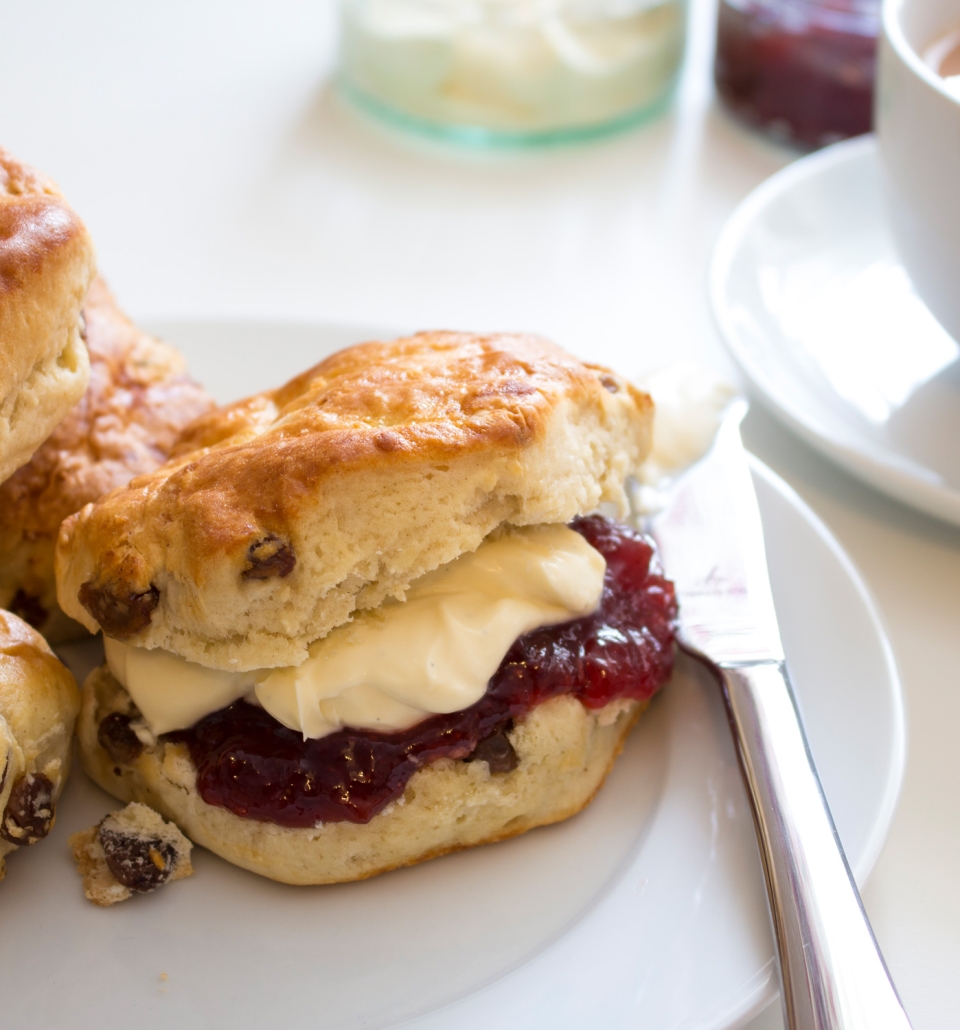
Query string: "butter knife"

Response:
xmin=648 ymin=400 xmax=912 ymax=1030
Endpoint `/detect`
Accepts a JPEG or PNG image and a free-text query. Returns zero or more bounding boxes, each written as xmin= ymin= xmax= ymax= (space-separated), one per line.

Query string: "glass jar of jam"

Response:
xmin=714 ymin=0 xmax=881 ymax=148
xmin=338 ymin=0 xmax=688 ymax=145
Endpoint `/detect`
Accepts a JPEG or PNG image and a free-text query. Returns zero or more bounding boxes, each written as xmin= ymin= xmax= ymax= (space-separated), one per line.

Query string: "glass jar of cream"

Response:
xmin=338 ymin=0 xmax=688 ymax=144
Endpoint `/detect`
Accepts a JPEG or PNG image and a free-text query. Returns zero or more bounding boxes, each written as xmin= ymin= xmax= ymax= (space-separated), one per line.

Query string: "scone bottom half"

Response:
xmin=74 ymin=515 xmax=677 ymax=885
xmin=55 ymin=331 xmax=655 ymax=671
xmin=0 ymin=610 xmax=80 ymax=880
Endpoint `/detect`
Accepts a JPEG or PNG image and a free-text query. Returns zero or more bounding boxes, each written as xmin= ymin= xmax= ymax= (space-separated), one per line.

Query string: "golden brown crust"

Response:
xmin=0 ymin=147 xmax=95 ymax=483
xmin=78 ymin=664 xmax=646 ymax=885
xmin=0 ymin=277 xmax=214 ymax=640
xmin=57 ymin=332 xmax=653 ymax=669
xmin=0 ymin=609 xmax=80 ymax=878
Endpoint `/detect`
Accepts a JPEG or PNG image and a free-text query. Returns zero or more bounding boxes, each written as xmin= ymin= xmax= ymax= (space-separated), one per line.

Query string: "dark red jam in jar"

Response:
xmin=171 ymin=516 xmax=677 ymax=827
xmin=715 ymin=0 xmax=880 ymax=148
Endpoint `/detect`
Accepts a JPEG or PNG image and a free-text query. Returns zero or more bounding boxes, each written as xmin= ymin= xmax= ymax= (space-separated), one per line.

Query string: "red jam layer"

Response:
xmin=170 ymin=516 xmax=677 ymax=827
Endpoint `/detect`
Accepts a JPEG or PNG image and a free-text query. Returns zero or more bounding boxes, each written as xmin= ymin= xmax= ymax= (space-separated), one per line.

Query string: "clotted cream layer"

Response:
xmin=104 ymin=524 xmax=606 ymax=740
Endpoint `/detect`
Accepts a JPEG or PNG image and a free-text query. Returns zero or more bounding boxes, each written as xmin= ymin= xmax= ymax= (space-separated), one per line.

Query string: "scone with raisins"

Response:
xmin=0 ymin=146 xmax=95 ymax=485
xmin=0 ymin=276 xmax=214 ymax=642
xmin=0 ymin=610 xmax=80 ymax=880
xmin=58 ymin=332 xmax=676 ymax=884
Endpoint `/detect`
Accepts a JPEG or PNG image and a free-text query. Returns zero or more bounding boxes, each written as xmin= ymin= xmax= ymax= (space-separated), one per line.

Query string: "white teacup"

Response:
xmin=876 ymin=0 xmax=960 ymax=341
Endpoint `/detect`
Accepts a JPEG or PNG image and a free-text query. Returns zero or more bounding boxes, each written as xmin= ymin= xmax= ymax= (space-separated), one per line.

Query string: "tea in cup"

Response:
xmin=923 ymin=18 xmax=960 ymax=88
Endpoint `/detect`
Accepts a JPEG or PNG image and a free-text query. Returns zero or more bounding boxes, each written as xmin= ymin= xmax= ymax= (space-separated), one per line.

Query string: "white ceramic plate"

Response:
xmin=0 ymin=322 xmax=904 ymax=1030
xmin=711 ymin=135 xmax=960 ymax=527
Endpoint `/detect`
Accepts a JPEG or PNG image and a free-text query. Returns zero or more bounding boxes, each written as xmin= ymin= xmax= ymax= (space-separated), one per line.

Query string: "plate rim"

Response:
xmin=709 ymin=134 xmax=960 ymax=528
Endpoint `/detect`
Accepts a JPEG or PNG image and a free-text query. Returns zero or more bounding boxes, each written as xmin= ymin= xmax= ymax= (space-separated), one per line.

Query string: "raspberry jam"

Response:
xmin=171 ymin=516 xmax=677 ymax=827
xmin=715 ymin=0 xmax=880 ymax=148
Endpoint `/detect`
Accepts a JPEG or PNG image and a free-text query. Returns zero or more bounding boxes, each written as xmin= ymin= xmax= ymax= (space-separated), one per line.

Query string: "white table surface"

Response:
xmin=2 ymin=1 xmax=957 ymax=1027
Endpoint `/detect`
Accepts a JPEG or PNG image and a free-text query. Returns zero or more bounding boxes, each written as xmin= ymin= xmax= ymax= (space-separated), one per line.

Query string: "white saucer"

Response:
xmin=711 ymin=135 xmax=960 ymax=527
xmin=0 ymin=321 xmax=905 ymax=1030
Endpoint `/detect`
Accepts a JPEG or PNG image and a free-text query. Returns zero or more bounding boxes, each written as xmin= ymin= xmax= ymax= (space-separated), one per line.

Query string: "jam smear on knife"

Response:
xmin=170 ymin=516 xmax=677 ymax=827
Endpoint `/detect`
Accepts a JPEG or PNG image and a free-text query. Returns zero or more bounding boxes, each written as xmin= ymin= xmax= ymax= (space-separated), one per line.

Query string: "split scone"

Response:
xmin=0 ymin=610 xmax=80 ymax=880
xmin=0 ymin=147 xmax=95 ymax=485
xmin=0 ymin=276 xmax=214 ymax=642
xmin=57 ymin=332 xmax=677 ymax=885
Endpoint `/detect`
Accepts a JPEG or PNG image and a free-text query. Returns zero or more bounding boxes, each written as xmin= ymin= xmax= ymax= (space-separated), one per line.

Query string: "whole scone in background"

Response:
xmin=0 ymin=277 xmax=215 ymax=642
xmin=56 ymin=331 xmax=654 ymax=672
xmin=0 ymin=610 xmax=79 ymax=880
xmin=0 ymin=147 xmax=95 ymax=484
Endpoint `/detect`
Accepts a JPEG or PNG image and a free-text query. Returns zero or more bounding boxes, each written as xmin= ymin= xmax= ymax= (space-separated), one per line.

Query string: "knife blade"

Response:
xmin=648 ymin=398 xmax=783 ymax=666
xmin=646 ymin=400 xmax=912 ymax=1030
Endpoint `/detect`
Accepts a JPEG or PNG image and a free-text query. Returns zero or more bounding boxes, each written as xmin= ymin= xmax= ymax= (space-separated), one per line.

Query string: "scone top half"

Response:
xmin=56 ymin=332 xmax=653 ymax=672
xmin=0 ymin=148 xmax=95 ymax=484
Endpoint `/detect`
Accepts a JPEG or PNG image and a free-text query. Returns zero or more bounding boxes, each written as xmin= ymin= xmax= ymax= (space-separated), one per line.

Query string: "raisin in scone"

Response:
xmin=0 ymin=147 xmax=95 ymax=485
xmin=0 ymin=610 xmax=80 ymax=880
xmin=0 ymin=276 xmax=214 ymax=642
xmin=58 ymin=332 xmax=676 ymax=885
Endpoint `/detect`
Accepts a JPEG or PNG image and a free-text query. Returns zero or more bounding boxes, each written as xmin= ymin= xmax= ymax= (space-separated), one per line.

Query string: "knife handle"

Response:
xmin=712 ymin=659 xmax=912 ymax=1030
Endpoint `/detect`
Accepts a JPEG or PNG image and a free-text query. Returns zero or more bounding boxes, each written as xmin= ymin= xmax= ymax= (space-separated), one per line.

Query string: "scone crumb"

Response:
xmin=69 ymin=802 xmax=193 ymax=906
